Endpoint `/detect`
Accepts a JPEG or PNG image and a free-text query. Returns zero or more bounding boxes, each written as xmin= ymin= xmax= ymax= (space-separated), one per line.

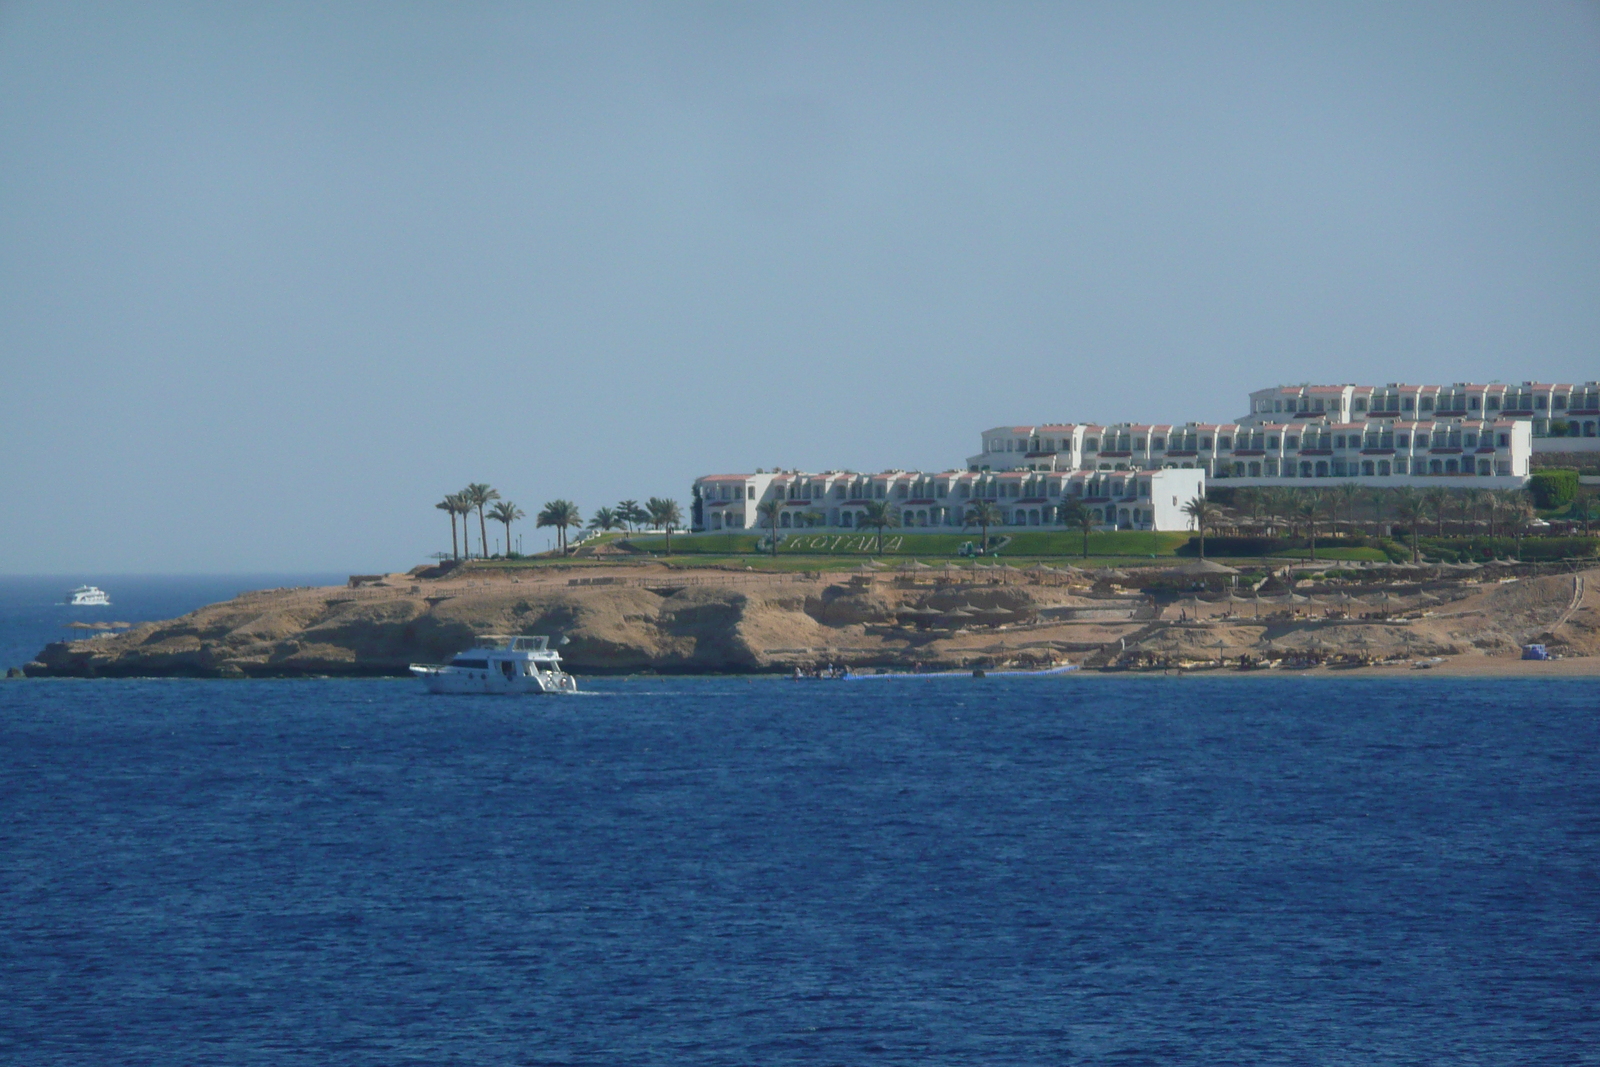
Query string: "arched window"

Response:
xmin=1378 ymin=460 xmax=1391 ymax=476
xmin=1429 ymin=459 xmax=1442 ymax=474
xmin=1315 ymin=461 xmax=1329 ymax=477
xmin=1362 ymin=461 xmax=1374 ymax=476
xmin=1445 ymin=459 xmax=1459 ymax=474
xmin=780 ymin=513 xmax=791 ymax=527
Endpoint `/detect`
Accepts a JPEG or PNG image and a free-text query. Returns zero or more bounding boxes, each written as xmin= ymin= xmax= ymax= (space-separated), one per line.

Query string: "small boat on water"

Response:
xmin=409 ymin=635 xmax=578 ymax=695
xmin=67 ymin=585 xmax=111 ymax=606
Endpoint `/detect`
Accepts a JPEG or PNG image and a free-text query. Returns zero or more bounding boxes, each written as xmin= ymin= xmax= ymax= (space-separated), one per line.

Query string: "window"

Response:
xmin=1420 ymin=397 xmax=1433 ymax=411
xmin=1134 ymin=437 xmax=1145 ymax=450
xmin=874 ymin=485 xmax=885 ymax=498
xmin=1314 ymin=399 xmax=1324 ymax=412
xmin=1006 ymin=440 xmax=1014 ymax=451
xmin=1470 ymin=397 xmax=1480 ymax=409
xmin=1201 ymin=436 xmax=1212 ymax=449
xmin=1354 ymin=398 xmax=1367 ymax=412
xmin=1334 ymin=435 xmax=1345 ymax=448
xmin=1497 ymin=433 xmax=1508 ymax=447
xmin=1219 ymin=435 xmax=1232 ymax=449
xmin=1286 ymin=435 xmax=1299 ymax=449
xmin=1397 ymin=433 xmax=1409 ymax=447
xmin=1403 ymin=398 xmax=1414 ymax=410
xmin=1465 ymin=433 xmax=1477 ymax=447
xmin=1085 ymin=437 xmax=1098 ymax=451
xmin=1267 ymin=435 xmax=1279 ymax=448
xmin=1396 ymin=457 xmax=1408 ymax=473
xmin=1152 ymin=436 xmax=1165 ymax=449
xmin=1487 ymin=397 xmax=1500 ymax=410
xmin=1416 ymin=433 xmax=1430 ymax=448
xmin=1274 ymin=400 xmax=1282 ymax=412
xmin=1536 ymin=396 xmax=1547 ymax=409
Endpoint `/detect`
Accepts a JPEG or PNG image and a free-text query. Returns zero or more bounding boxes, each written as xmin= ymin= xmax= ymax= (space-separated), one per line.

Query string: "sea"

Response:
xmin=1 ymin=579 xmax=1597 ymax=1064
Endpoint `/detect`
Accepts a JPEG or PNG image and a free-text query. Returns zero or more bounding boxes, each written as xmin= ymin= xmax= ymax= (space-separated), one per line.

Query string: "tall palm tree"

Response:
xmin=1292 ymin=491 xmax=1327 ymax=563
xmin=1470 ymin=488 xmax=1495 ymax=540
xmin=616 ymin=499 xmax=642 ymax=535
xmin=537 ymin=499 xmax=582 ymax=555
xmin=1334 ymin=482 xmax=1362 ymax=537
xmin=1059 ymin=499 xmax=1093 ymax=559
xmin=962 ymin=501 xmax=1002 ymax=555
xmin=1181 ymin=495 xmax=1224 ymax=559
xmin=1264 ymin=486 xmax=1294 ymax=538
xmin=645 ymin=497 xmax=682 ymax=554
xmin=488 ymin=500 xmax=525 ymax=557
xmin=435 ymin=496 xmax=460 ymax=560
xmin=1423 ymin=487 xmax=1451 ymax=539
xmin=754 ymin=497 xmax=784 ymax=556
xmin=450 ymin=494 xmax=476 ymax=558
xmin=464 ymin=483 xmax=500 ymax=559
xmin=1235 ymin=487 xmax=1266 ymax=533
xmin=1366 ymin=488 xmax=1389 ymax=537
xmin=588 ymin=506 xmax=620 ymax=534
xmin=1393 ymin=488 xmax=1430 ymax=563
xmin=1502 ymin=490 xmax=1533 ymax=560
xmin=855 ymin=499 xmax=900 ymax=555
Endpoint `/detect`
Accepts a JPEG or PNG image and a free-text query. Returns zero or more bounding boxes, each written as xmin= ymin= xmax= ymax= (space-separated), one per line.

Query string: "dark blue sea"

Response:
xmin=2 ymin=582 xmax=1597 ymax=1064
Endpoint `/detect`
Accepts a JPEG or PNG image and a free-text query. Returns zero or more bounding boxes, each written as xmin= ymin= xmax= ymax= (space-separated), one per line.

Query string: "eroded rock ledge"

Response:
xmin=24 ymin=562 xmax=1600 ymax=677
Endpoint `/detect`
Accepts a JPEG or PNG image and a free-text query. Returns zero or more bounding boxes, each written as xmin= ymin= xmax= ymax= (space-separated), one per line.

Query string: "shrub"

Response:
xmin=1529 ymin=469 xmax=1579 ymax=509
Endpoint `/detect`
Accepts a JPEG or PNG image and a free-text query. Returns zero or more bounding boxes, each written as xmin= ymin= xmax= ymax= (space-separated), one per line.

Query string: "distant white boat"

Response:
xmin=409 ymin=635 xmax=578 ymax=695
xmin=67 ymin=585 xmax=111 ymax=606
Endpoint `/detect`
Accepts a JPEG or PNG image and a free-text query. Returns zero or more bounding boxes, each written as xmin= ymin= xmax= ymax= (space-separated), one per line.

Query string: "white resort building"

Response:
xmin=691 ymin=379 xmax=1582 ymax=536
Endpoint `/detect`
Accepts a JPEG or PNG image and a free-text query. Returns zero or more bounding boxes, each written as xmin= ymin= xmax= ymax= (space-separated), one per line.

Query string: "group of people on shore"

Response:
xmin=792 ymin=663 xmax=852 ymax=680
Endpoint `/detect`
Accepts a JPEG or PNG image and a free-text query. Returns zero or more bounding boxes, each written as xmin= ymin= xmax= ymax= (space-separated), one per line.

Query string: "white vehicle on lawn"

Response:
xmin=409 ymin=635 xmax=578 ymax=695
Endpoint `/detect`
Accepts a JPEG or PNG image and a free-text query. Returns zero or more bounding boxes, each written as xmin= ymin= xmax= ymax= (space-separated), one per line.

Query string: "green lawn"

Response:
xmin=625 ymin=529 xmax=1192 ymax=559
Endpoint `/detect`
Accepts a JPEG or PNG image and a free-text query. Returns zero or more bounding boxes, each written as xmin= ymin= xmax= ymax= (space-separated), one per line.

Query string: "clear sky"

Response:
xmin=3 ymin=2 xmax=1598 ymax=573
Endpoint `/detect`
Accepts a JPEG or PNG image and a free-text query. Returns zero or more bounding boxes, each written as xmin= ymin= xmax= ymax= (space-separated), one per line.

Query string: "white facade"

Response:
xmin=1242 ymin=380 xmax=1600 ymax=454
xmin=692 ymin=467 xmax=1206 ymax=534
xmin=691 ymin=376 xmax=1577 ymax=539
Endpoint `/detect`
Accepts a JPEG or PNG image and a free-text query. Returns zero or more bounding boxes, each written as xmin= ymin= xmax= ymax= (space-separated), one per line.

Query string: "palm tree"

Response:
xmin=488 ymin=500 xmax=525 ymax=557
xmin=856 ymin=499 xmax=900 ymax=555
xmin=1334 ymin=482 xmax=1362 ymax=537
xmin=450 ymin=494 xmax=476 ymax=558
xmin=537 ymin=499 xmax=582 ymax=555
xmin=1366 ymin=488 xmax=1389 ymax=537
xmin=1059 ymin=499 xmax=1093 ymax=559
xmin=435 ymin=496 xmax=460 ymax=560
xmin=1292 ymin=491 xmax=1326 ymax=563
xmin=1263 ymin=486 xmax=1295 ymax=538
xmin=616 ymin=499 xmax=643 ymax=535
xmin=1423 ymin=487 xmax=1451 ymax=539
xmin=588 ymin=506 xmax=620 ymax=534
xmin=963 ymin=501 xmax=1002 ymax=555
xmin=1393 ymin=488 xmax=1430 ymax=563
xmin=754 ymin=497 xmax=784 ymax=556
xmin=1181 ymin=495 xmax=1224 ymax=559
xmin=1502 ymin=490 xmax=1533 ymax=560
xmin=1235 ymin=487 xmax=1266 ymax=534
xmin=645 ymin=497 xmax=682 ymax=554
xmin=464 ymin=483 xmax=500 ymax=559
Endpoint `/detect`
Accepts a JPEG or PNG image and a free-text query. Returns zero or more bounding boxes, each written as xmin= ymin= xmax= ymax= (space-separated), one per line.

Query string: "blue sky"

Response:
xmin=3 ymin=2 xmax=1597 ymax=571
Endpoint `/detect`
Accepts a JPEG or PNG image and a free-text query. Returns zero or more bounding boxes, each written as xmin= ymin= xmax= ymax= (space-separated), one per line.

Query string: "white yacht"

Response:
xmin=409 ymin=635 xmax=578 ymax=695
xmin=67 ymin=585 xmax=111 ymax=606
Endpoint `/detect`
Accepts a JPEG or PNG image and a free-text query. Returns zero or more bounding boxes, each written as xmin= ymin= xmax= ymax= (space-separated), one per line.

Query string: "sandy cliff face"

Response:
xmin=24 ymin=563 xmax=1600 ymax=677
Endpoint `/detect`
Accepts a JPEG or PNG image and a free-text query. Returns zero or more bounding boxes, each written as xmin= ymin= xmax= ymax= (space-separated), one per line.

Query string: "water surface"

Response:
xmin=1 ymin=676 xmax=1594 ymax=1064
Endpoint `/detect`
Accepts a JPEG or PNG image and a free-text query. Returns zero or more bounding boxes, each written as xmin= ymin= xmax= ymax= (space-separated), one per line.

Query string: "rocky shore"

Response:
xmin=23 ymin=561 xmax=1600 ymax=678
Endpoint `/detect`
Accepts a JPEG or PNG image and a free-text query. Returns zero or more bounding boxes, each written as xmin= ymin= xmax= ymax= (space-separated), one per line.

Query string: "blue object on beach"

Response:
xmin=1522 ymin=643 xmax=1549 ymax=660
